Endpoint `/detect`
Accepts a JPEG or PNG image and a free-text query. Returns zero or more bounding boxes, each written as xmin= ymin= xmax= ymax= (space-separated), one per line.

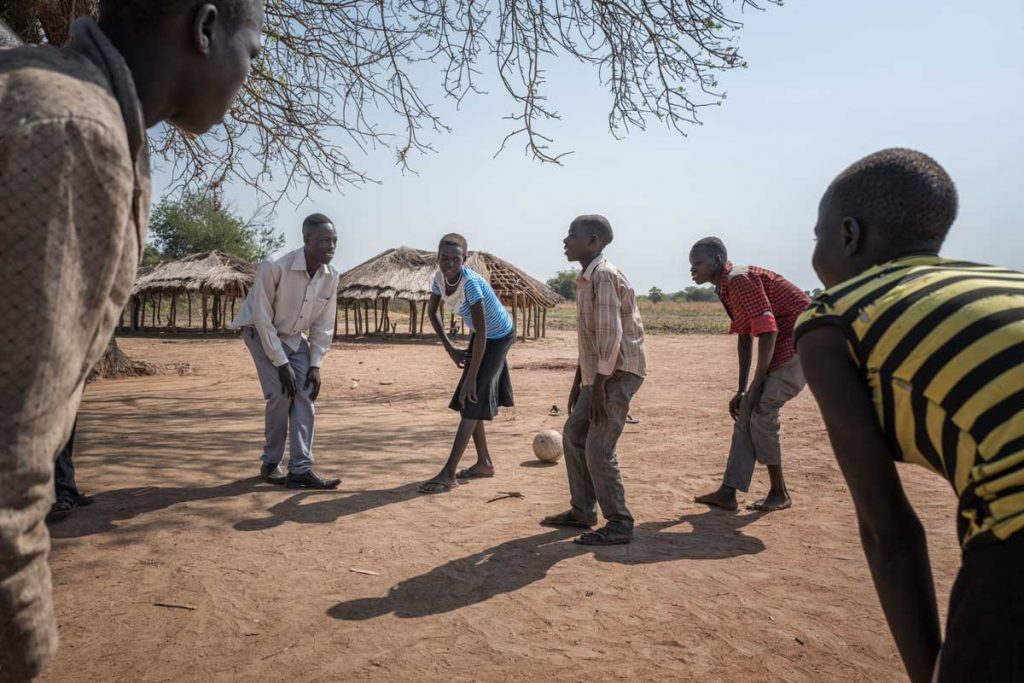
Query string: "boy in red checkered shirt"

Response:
xmin=689 ymin=237 xmax=811 ymax=512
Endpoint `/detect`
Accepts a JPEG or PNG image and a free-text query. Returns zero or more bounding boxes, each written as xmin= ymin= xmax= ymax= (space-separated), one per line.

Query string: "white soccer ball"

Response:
xmin=532 ymin=429 xmax=563 ymax=463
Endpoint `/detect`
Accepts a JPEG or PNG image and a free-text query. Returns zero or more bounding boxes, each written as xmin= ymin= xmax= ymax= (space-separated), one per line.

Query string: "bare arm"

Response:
xmin=428 ymin=293 xmax=467 ymax=367
xmin=798 ymin=326 xmax=940 ymax=683
xmin=737 ymin=334 xmax=753 ymax=391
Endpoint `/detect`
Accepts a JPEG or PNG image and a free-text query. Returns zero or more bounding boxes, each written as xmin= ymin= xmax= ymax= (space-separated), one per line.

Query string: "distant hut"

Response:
xmin=126 ymin=251 xmax=256 ymax=332
xmin=336 ymin=246 xmax=562 ymax=339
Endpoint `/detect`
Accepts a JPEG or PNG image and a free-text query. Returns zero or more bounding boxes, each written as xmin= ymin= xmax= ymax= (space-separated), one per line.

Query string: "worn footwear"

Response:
xmin=540 ymin=510 xmax=597 ymax=529
xmin=285 ymin=470 xmax=341 ymax=489
xmin=260 ymin=461 xmax=287 ymax=485
xmin=574 ymin=525 xmax=633 ymax=546
xmin=46 ymin=494 xmax=93 ymax=524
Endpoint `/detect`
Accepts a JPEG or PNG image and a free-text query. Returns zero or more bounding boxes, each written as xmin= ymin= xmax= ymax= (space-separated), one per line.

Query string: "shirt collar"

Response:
xmin=715 ymin=260 xmax=734 ymax=296
xmin=580 ymin=253 xmax=606 ymax=282
xmin=66 ymin=18 xmax=147 ymax=164
xmin=291 ymin=247 xmax=331 ymax=277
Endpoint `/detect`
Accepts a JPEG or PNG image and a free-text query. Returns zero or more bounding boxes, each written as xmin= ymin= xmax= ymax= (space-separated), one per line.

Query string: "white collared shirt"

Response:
xmin=230 ymin=248 xmax=339 ymax=367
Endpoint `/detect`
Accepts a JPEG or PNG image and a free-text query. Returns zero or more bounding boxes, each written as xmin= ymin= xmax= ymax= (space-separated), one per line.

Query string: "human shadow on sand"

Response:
xmin=48 ymin=477 xmax=265 ymax=539
xmin=233 ymin=483 xmax=424 ymax=532
xmin=328 ymin=509 xmax=765 ymax=621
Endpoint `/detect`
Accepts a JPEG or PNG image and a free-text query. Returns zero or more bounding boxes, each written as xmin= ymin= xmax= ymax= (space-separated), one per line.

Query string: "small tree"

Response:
xmin=148 ymin=191 xmax=284 ymax=262
xmin=547 ymin=268 xmax=580 ymax=301
xmin=648 ymin=286 xmax=665 ymax=303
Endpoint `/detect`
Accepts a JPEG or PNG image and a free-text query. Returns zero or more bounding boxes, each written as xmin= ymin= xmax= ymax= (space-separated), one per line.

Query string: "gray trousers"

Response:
xmin=242 ymin=328 xmax=315 ymax=473
xmin=563 ymin=371 xmax=644 ymax=530
xmin=723 ymin=355 xmax=805 ymax=492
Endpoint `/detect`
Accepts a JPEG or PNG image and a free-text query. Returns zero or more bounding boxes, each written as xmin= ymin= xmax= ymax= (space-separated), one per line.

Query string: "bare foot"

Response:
xmin=694 ymin=487 xmax=738 ymax=511
xmin=748 ymin=491 xmax=791 ymax=512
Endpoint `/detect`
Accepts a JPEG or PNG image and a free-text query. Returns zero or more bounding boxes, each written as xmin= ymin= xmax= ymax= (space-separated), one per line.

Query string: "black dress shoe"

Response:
xmin=286 ymin=470 xmax=341 ymax=489
xmin=260 ymin=462 xmax=287 ymax=485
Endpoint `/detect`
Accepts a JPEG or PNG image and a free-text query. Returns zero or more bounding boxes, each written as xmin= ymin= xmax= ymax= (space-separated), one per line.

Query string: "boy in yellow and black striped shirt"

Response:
xmin=796 ymin=148 xmax=1023 ymax=683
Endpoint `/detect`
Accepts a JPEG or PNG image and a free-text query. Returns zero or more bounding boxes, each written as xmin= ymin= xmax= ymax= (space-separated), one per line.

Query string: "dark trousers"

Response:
xmin=562 ymin=371 xmax=643 ymax=530
xmin=53 ymin=418 xmax=81 ymax=504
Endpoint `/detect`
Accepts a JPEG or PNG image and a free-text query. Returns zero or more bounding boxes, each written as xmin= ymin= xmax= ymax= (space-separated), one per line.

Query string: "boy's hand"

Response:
xmin=277 ymin=363 xmax=297 ymax=399
xmin=459 ymin=373 xmax=478 ymax=406
xmin=729 ymin=391 xmax=745 ymax=421
xmin=305 ymin=367 xmax=322 ymax=402
xmin=589 ymin=375 xmax=609 ymax=424
xmin=742 ymin=377 xmax=766 ymax=420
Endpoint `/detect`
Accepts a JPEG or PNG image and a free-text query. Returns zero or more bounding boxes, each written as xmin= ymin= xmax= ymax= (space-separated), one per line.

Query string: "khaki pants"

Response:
xmin=723 ymin=356 xmax=805 ymax=492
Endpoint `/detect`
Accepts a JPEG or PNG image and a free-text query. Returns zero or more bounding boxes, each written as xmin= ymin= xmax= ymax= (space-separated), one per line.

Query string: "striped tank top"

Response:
xmin=795 ymin=255 xmax=1024 ymax=548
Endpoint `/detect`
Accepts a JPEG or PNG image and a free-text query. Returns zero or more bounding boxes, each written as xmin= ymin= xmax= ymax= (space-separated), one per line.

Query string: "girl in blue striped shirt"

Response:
xmin=418 ymin=233 xmax=516 ymax=494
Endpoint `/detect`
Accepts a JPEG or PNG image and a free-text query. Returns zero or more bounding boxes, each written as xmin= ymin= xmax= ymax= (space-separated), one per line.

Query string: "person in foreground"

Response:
xmin=418 ymin=233 xmax=516 ymax=494
xmin=0 ymin=2 xmax=263 ymax=678
xmin=690 ymin=238 xmax=810 ymax=512
xmin=231 ymin=214 xmax=342 ymax=490
xmin=541 ymin=215 xmax=646 ymax=545
xmin=795 ymin=148 xmax=1024 ymax=682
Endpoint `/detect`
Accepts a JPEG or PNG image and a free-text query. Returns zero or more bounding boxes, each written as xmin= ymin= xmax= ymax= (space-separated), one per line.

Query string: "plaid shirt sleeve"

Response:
xmin=592 ymin=271 xmax=624 ymax=376
xmin=727 ymin=274 xmax=778 ymax=337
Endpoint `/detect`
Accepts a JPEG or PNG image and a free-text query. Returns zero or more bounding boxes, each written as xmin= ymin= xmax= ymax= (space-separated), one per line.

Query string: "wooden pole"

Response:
xmin=344 ymin=303 xmax=350 ymax=336
xmin=373 ymin=298 xmax=380 ymax=332
xmin=364 ymin=301 xmax=370 ymax=336
xmin=419 ymin=300 xmax=427 ymax=334
xmin=201 ymin=290 xmax=208 ymax=333
xmin=542 ymin=307 xmax=547 ymax=338
xmin=534 ymin=303 xmax=540 ymax=339
xmin=511 ymin=291 xmax=518 ymax=339
xmin=333 ymin=303 xmax=339 ymax=340
xmin=408 ymin=300 xmax=416 ymax=336
xmin=169 ymin=293 xmax=177 ymax=329
xmin=188 ymin=293 xmax=192 ymax=328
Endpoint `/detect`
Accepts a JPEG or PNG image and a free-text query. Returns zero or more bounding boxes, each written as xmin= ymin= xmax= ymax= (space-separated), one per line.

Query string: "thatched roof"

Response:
xmin=132 ymin=251 xmax=256 ymax=297
xmin=337 ymin=246 xmax=563 ymax=308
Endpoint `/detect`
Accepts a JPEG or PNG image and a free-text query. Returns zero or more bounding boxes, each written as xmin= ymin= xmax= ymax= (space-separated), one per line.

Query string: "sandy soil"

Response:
xmin=40 ymin=331 xmax=961 ymax=682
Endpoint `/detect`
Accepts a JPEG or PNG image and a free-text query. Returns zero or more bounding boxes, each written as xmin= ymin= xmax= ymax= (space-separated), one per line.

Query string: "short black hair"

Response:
xmin=827 ymin=148 xmax=959 ymax=249
xmin=302 ymin=213 xmax=334 ymax=240
xmin=691 ymin=237 xmax=727 ymax=262
xmin=99 ymin=0 xmax=255 ymax=26
xmin=438 ymin=232 xmax=468 ymax=255
xmin=570 ymin=214 xmax=614 ymax=246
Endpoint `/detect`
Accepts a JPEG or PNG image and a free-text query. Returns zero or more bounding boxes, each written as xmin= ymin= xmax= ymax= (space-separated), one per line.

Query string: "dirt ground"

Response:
xmin=40 ymin=331 xmax=961 ymax=682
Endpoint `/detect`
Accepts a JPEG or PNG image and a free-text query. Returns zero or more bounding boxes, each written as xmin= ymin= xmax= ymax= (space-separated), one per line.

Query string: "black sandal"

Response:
xmin=574 ymin=526 xmax=632 ymax=546
xmin=540 ymin=510 xmax=596 ymax=529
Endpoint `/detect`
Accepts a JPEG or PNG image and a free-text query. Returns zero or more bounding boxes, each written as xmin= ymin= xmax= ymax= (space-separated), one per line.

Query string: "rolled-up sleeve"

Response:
xmin=249 ymin=262 xmax=289 ymax=366
xmin=592 ymin=272 xmax=624 ymax=376
xmin=731 ymin=275 xmax=778 ymax=337
xmin=307 ymin=277 xmax=337 ymax=368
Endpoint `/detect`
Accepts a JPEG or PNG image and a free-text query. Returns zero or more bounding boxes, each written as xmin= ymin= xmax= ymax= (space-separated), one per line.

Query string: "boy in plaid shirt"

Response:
xmin=541 ymin=215 xmax=646 ymax=545
xmin=690 ymin=238 xmax=810 ymax=512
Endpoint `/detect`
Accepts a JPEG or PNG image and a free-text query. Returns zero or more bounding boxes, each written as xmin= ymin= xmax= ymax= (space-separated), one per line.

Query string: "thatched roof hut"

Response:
xmin=125 ymin=251 xmax=257 ymax=332
xmin=336 ymin=246 xmax=563 ymax=339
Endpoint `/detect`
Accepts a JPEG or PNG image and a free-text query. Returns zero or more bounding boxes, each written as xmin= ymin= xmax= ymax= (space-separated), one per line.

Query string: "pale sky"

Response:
xmin=154 ymin=0 xmax=1024 ymax=293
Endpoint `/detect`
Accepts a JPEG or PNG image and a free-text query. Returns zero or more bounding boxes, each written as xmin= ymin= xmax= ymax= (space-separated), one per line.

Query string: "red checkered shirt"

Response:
xmin=716 ymin=262 xmax=810 ymax=372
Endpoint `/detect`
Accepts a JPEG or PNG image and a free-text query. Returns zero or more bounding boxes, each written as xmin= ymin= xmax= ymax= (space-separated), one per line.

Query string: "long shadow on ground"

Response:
xmin=48 ymin=478 xmax=265 ymax=539
xmin=232 ymin=483 xmax=424 ymax=531
xmin=328 ymin=510 xmax=765 ymax=620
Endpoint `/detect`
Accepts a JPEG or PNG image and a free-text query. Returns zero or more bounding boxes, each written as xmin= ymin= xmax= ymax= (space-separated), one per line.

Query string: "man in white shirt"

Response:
xmin=231 ymin=214 xmax=341 ymax=489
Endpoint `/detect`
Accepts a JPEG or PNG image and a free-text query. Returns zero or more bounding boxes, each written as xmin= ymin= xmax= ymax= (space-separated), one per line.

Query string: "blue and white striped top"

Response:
xmin=432 ymin=267 xmax=515 ymax=339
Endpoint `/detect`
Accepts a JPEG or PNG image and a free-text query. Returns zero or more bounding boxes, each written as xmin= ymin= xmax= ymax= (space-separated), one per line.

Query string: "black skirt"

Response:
xmin=449 ymin=331 xmax=515 ymax=420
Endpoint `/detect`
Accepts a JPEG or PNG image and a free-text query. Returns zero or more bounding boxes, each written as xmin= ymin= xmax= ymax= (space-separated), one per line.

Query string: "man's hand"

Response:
xmin=459 ymin=372 xmax=479 ymax=407
xmin=589 ymin=375 xmax=609 ymax=424
xmin=448 ymin=346 xmax=470 ymax=369
xmin=305 ymin=367 xmax=322 ymax=402
xmin=729 ymin=391 xmax=746 ymax=421
xmin=277 ymin=363 xmax=297 ymax=399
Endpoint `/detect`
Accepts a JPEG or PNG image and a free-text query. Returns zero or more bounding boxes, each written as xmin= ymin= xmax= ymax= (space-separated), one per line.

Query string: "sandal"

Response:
xmin=456 ymin=467 xmax=495 ymax=480
xmin=574 ymin=526 xmax=632 ymax=546
xmin=417 ymin=479 xmax=457 ymax=495
xmin=46 ymin=498 xmax=77 ymax=523
xmin=540 ymin=510 xmax=596 ymax=529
